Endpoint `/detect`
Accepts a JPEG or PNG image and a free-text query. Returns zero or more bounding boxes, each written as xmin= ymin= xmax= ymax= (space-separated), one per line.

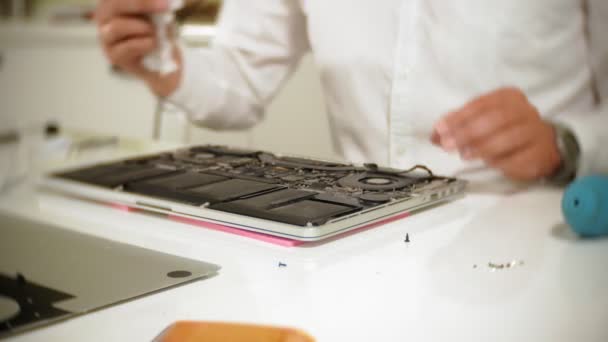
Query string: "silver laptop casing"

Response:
xmin=40 ymin=152 xmax=466 ymax=241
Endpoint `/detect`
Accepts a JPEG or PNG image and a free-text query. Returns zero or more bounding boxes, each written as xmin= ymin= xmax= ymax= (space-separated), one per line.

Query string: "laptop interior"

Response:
xmin=41 ymin=145 xmax=467 ymax=242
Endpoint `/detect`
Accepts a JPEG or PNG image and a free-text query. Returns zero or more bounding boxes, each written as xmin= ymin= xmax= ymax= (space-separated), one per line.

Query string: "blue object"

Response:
xmin=562 ymin=175 xmax=608 ymax=237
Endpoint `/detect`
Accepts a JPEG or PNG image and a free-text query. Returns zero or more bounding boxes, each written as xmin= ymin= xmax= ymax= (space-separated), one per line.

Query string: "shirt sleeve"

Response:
xmin=554 ymin=0 xmax=608 ymax=177
xmin=167 ymin=0 xmax=310 ymax=130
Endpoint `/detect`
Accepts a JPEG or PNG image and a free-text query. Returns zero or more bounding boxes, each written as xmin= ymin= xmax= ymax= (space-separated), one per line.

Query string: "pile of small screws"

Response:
xmin=473 ymin=260 xmax=524 ymax=271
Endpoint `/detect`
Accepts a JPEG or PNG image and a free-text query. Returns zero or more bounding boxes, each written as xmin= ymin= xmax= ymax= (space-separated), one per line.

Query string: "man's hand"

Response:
xmin=95 ymin=0 xmax=181 ymax=97
xmin=431 ymin=87 xmax=562 ymax=181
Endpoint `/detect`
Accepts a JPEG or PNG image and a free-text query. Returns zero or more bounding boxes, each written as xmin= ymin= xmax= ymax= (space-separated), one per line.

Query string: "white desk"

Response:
xmin=1 ymin=137 xmax=607 ymax=342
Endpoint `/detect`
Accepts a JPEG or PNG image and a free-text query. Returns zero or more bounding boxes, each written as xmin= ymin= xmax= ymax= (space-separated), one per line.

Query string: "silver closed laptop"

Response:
xmin=0 ymin=212 xmax=220 ymax=337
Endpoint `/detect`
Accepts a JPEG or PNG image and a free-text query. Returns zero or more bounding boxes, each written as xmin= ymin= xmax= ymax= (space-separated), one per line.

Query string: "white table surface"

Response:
xmin=1 ymin=137 xmax=607 ymax=342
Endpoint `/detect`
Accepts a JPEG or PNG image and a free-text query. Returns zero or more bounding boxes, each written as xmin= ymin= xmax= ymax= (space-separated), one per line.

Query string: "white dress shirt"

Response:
xmin=169 ymin=0 xmax=608 ymax=179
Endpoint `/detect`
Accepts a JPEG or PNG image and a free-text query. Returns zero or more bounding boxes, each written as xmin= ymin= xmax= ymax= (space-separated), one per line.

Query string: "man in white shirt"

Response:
xmin=95 ymin=0 xmax=608 ymax=184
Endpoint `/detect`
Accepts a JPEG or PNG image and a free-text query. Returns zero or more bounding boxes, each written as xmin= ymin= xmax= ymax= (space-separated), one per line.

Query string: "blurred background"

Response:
xmin=0 ymin=0 xmax=336 ymax=160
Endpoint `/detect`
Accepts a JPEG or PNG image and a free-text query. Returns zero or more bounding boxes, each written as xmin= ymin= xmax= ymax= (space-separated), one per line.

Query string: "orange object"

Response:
xmin=154 ymin=321 xmax=316 ymax=342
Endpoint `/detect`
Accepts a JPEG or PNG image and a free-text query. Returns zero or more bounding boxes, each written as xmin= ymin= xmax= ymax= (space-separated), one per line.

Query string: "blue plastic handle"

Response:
xmin=562 ymin=175 xmax=608 ymax=237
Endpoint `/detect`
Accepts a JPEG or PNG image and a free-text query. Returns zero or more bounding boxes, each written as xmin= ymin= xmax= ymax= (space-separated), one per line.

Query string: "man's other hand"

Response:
xmin=431 ymin=87 xmax=562 ymax=181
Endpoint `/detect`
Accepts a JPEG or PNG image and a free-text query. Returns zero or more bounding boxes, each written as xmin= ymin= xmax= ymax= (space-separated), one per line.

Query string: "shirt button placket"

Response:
xmin=389 ymin=0 xmax=419 ymax=167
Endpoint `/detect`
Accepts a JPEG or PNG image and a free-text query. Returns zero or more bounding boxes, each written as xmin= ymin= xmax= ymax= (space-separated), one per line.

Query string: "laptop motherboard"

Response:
xmin=54 ymin=145 xmax=462 ymax=227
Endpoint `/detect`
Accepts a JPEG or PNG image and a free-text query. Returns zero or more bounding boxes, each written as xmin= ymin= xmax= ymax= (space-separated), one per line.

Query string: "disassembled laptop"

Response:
xmin=43 ymin=145 xmax=467 ymax=241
